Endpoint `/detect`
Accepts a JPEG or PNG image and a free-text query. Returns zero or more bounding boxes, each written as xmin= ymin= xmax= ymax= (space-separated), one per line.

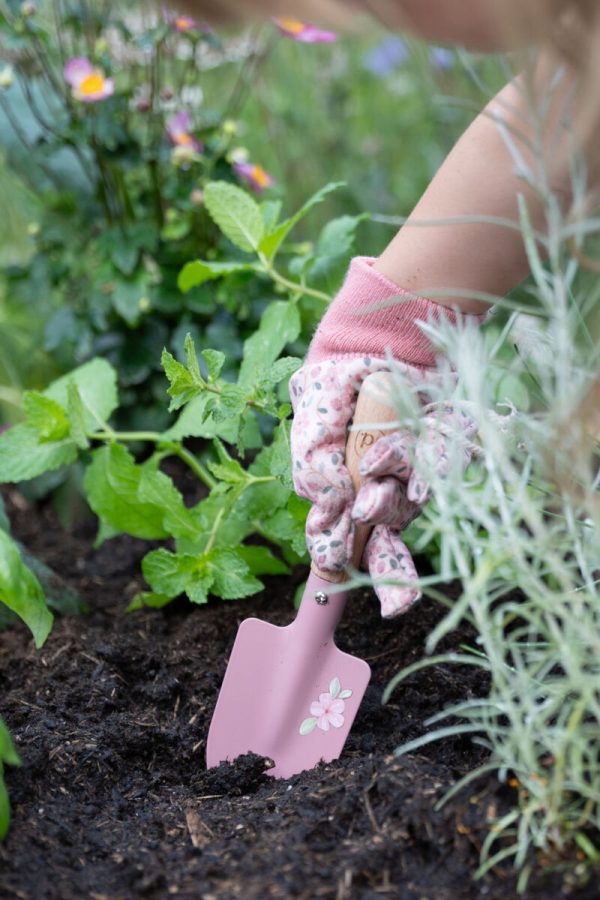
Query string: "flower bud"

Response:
xmin=221 ymin=119 xmax=237 ymax=137
xmin=0 ymin=66 xmax=13 ymax=89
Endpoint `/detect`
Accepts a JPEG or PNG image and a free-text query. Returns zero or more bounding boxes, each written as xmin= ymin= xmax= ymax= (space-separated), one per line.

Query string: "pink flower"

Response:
xmin=310 ymin=692 xmax=345 ymax=731
xmin=273 ymin=17 xmax=337 ymax=43
xmin=165 ymin=111 xmax=202 ymax=153
xmin=164 ymin=9 xmax=210 ymax=33
xmin=233 ymin=161 xmax=274 ymax=193
xmin=64 ymin=57 xmax=114 ymax=103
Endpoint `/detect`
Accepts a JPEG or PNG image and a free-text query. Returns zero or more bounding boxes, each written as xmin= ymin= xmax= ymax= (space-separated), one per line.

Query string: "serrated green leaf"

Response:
xmin=45 ymin=358 xmax=118 ymax=432
xmin=236 ymin=545 xmax=290 ymax=576
xmin=207 ymin=460 xmax=247 ymax=485
xmin=202 ymin=349 xmax=225 ymax=383
xmin=137 ymin=468 xmax=200 ymax=541
xmin=262 ymin=495 xmax=309 ymax=558
xmin=258 ymin=356 xmax=302 ymax=392
xmin=269 ymin=420 xmax=294 ymax=489
xmin=161 ymin=393 xmax=239 ymax=442
xmin=22 ymin=392 xmax=70 ymax=442
xmin=209 ymin=548 xmax=262 ymax=599
xmin=258 ymin=182 xmax=345 ymax=262
xmin=142 ymin=548 xmax=199 ymax=598
xmin=184 ymin=333 xmax=202 ymax=382
xmin=238 ymin=302 xmax=301 ymax=389
xmin=0 ymin=530 xmax=53 ymax=649
xmin=84 ymin=445 xmax=170 ymax=540
xmin=261 ymin=199 xmax=282 ymax=233
xmin=216 ymin=384 xmax=247 ymax=419
xmin=178 ymin=260 xmax=255 ymax=292
xmin=161 ymin=348 xmax=203 ymax=412
xmin=204 ymin=181 xmax=265 ymax=253
xmin=66 ymin=381 xmax=90 ymax=449
xmin=0 ymin=424 xmax=77 ymax=483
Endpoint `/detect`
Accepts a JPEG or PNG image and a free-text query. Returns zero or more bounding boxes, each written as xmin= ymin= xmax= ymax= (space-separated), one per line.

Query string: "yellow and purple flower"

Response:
xmin=64 ymin=57 xmax=114 ymax=103
xmin=166 ymin=111 xmax=202 ymax=154
xmin=273 ymin=17 xmax=336 ymax=44
xmin=233 ymin=161 xmax=275 ymax=194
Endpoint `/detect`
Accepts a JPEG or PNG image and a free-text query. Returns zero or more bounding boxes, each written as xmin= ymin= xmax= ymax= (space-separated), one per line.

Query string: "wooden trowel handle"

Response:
xmin=313 ymin=372 xmax=397 ymax=584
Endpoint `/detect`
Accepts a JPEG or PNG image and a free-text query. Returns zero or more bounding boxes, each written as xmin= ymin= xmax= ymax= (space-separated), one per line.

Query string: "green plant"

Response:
xmin=0 ymin=0 xmax=293 ymax=429
xmin=0 ymin=494 xmax=55 ymax=841
xmin=0 ymin=176 xmax=369 ymax=606
xmin=359 ymin=70 xmax=600 ymax=891
xmin=0 ymin=716 xmax=20 ymax=841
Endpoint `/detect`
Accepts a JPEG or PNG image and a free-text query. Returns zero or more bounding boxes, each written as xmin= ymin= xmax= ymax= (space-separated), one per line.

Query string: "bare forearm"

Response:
xmin=375 ymin=57 xmax=582 ymax=314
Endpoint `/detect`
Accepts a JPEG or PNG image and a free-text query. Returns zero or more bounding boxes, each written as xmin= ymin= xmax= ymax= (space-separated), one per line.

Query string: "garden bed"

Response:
xmin=0 ymin=489 xmax=595 ymax=900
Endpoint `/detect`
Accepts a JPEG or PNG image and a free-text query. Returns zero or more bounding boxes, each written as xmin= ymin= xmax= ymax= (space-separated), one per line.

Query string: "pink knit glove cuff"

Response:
xmin=307 ymin=256 xmax=486 ymax=368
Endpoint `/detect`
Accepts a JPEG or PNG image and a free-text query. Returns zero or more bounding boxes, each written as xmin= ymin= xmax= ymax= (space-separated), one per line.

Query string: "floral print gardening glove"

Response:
xmin=290 ymin=257 xmax=482 ymax=619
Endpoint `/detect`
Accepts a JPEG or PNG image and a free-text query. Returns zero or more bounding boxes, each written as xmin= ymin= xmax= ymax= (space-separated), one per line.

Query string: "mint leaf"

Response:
xmin=66 ymin=381 xmax=90 ymax=449
xmin=142 ymin=548 xmax=200 ymax=599
xmin=45 ymin=358 xmax=118 ymax=432
xmin=238 ymin=302 xmax=301 ymax=389
xmin=258 ymin=357 xmax=302 ymax=392
xmin=269 ymin=419 xmax=294 ymax=489
xmin=161 ymin=348 xmax=202 ymax=412
xmin=178 ymin=260 xmax=255 ymax=292
xmin=209 ymin=548 xmax=262 ymax=599
xmin=137 ymin=468 xmax=201 ymax=541
xmin=84 ymin=445 xmax=170 ymax=540
xmin=161 ymin=393 xmax=239 ymax=443
xmin=258 ymin=182 xmax=345 ymax=262
xmin=204 ymin=181 xmax=265 ymax=253
xmin=0 ymin=424 xmax=77 ymax=483
xmin=22 ymin=393 xmax=70 ymax=442
xmin=260 ymin=199 xmax=282 ymax=233
xmin=236 ymin=545 xmax=290 ymax=576
xmin=0 ymin=530 xmax=53 ymax=649
xmin=202 ymin=349 xmax=225 ymax=383
xmin=141 ymin=548 xmax=215 ymax=605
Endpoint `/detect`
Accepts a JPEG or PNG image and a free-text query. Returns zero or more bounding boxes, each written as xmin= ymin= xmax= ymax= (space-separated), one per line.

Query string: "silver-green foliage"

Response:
xmin=377 ymin=69 xmax=600 ymax=889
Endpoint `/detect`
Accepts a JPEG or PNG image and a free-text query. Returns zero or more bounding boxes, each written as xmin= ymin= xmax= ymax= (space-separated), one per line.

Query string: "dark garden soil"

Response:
xmin=0 ymin=488 xmax=597 ymax=900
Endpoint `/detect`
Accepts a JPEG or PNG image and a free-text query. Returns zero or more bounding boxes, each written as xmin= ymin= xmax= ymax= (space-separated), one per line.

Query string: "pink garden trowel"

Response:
xmin=207 ymin=374 xmax=396 ymax=779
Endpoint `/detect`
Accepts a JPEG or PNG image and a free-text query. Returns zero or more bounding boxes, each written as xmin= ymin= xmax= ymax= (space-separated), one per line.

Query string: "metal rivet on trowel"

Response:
xmin=314 ymin=591 xmax=329 ymax=605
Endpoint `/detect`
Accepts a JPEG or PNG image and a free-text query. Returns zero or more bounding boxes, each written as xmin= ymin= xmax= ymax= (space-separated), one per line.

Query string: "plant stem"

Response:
xmin=204 ymin=506 xmax=225 ymax=554
xmin=260 ymin=259 xmax=332 ymax=304
xmin=88 ymin=429 xmax=216 ymax=489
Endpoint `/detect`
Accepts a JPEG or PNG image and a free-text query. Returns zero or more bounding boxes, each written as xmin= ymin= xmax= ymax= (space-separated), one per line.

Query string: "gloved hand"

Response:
xmin=290 ymin=257 xmax=482 ymax=618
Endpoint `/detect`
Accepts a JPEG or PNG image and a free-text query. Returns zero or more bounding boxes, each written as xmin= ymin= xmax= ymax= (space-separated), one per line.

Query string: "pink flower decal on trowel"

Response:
xmin=300 ymin=678 xmax=353 ymax=735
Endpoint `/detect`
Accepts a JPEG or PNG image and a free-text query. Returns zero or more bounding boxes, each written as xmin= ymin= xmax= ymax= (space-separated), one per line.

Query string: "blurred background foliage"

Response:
xmin=0 ymin=0 xmax=509 ymax=431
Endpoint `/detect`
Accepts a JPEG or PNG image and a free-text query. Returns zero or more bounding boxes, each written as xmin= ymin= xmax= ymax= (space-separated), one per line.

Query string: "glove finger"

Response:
xmin=363 ymin=524 xmax=421 ymax=619
xmin=306 ymin=500 xmax=355 ymax=573
xmin=358 ymin=430 xmax=416 ymax=481
xmin=407 ymin=408 xmax=477 ymax=504
xmin=352 ymin=477 xmax=422 ymax=530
